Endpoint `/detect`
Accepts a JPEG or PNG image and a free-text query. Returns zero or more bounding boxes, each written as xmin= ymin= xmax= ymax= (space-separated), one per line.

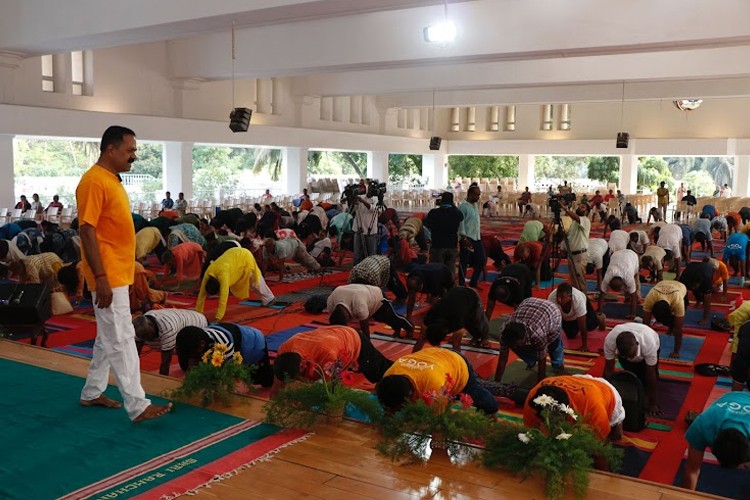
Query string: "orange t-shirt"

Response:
xmin=523 ymin=375 xmax=616 ymax=440
xmin=714 ymin=260 xmax=729 ymax=286
xmin=76 ymin=164 xmax=136 ymax=291
xmin=277 ymin=326 xmax=362 ymax=379
xmin=727 ymin=212 xmax=742 ymax=227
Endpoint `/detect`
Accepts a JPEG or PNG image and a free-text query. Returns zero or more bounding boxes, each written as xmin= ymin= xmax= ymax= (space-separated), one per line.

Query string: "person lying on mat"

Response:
xmin=262 ymin=235 xmax=321 ymax=282
xmin=523 ymin=375 xmax=625 ymax=442
xmin=641 ymin=280 xmax=687 ymax=358
xmin=376 ymin=347 xmax=498 ymax=415
xmin=586 ymin=238 xmax=609 ymax=290
xmin=603 ymin=323 xmax=661 ymax=416
xmin=705 ymin=257 xmax=729 ymax=299
xmin=627 ymin=230 xmax=650 ymax=256
xmin=598 ymin=249 xmax=640 ymax=319
xmin=405 ymin=263 xmax=454 ymax=322
xmin=692 ymin=214 xmax=714 ymax=257
xmin=416 ymin=286 xmax=489 ymax=352
xmin=495 ymin=297 xmax=564 ymax=384
xmin=730 ymin=321 xmax=750 ymax=391
xmin=653 ymin=223 xmax=683 ymax=278
xmin=640 ymin=246 xmax=667 ymax=284
xmin=681 ymin=392 xmax=750 ymax=490
xmin=514 ymin=240 xmax=547 ymax=287
xmin=348 ymin=255 xmax=407 ymax=304
xmin=327 ymin=283 xmax=414 ymax=339
xmin=548 ymin=283 xmax=605 ymax=353
xmin=485 ymin=263 xmax=533 ymax=319
xmin=272 ymin=325 xmax=392 ymax=396
xmin=160 ymin=242 xmax=205 ymax=286
xmin=175 ymin=323 xmax=273 ymax=388
xmin=679 ymin=261 xmax=715 ymax=326
xmin=723 ymin=231 xmax=750 ymax=279
xmin=132 ymin=309 xmax=208 ymax=375
xmin=196 ymin=247 xmax=275 ymax=321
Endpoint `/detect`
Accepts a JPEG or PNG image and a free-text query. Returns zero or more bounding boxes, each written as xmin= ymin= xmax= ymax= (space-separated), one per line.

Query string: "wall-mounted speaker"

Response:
xmin=229 ymin=107 xmax=252 ymax=133
xmin=429 ymin=136 xmax=442 ymax=151
xmin=616 ymin=132 xmax=629 ymax=149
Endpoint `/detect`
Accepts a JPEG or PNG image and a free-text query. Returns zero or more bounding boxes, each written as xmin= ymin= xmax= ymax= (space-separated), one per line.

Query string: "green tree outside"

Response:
xmin=682 ymin=170 xmax=716 ymax=197
xmin=447 ymin=155 xmax=518 ymax=179
xmin=587 ymin=157 xmax=620 ymax=184
xmin=637 ymin=157 xmax=674 ymax=193
xmin=389 ymin=154 xmax=422 ymax=184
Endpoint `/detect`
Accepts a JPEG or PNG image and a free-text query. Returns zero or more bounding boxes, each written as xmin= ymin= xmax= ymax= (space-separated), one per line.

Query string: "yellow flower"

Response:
xmin=211 ymin=357 xmax=223 ymax=368
xmin=214 ymin=343 xmax=228 ymax=354
xmin=233 ymin=352 xmax=243 ymax=365
xmin=211 ymin=352 xmax=224 ymax=367
xmin=201 ymin=351 xmax=211 ymax=364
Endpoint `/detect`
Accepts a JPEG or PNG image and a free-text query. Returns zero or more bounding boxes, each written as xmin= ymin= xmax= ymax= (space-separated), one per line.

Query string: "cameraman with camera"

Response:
xmin=561 ymin=199 xmax=591 ymax=293
xmin=349 ymin=182 xmax=380 ymax=264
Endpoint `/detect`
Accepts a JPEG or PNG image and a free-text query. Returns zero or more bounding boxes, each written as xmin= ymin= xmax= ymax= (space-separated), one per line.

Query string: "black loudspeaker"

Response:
xmin=429 ymin=136 xmax=442 ymax=151
xmin=0 ymin=283 xmax=52 ymax=325
xmin=229 ymin=107 xmax=252 ymax=133
xmin=616 ymin=132 xmax=629 ymax=149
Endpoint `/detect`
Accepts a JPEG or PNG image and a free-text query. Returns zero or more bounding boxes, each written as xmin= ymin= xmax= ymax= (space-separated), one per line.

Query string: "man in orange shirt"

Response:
xmin=523 ymin=375 xmax=625 ymax=441
xmin=76 ymin=126 xmax=171 ymax=423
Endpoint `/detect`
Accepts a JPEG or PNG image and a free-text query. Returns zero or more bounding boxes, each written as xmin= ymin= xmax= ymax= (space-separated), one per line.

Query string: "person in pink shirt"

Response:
xmin=161 ymin=242 xmax=205 ymax=285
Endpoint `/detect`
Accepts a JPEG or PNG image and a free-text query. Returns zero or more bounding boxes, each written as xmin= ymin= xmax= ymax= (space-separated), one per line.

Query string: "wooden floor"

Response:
xmin=1 ymin=339 xmax=725 ymax=500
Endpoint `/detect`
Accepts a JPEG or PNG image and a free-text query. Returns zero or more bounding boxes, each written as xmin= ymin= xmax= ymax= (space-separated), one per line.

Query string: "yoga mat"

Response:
xmin=273 ymin=286 xmax=336 ymax=303
xmin=655 ymin=378 xmax=691 ymax=421
xmin=52 ymin=338 xmax=95 ymax=359
xmin=673 ymin=458 xmax=750 ymax=499
xmin=617 ymin=436 xmax=657 ymax=478
xmin=658 ymin=334 xmax=704 ymax=363
xmin=265 ymin=325 xmax=315 ymax=352
xmin=728 ymin=276 xmax=746 ymax=286
xmin=239 ymin=299 xmax=289 ymax=309
xmin=0 ymin=358 xmax=306 ymax=500
xmin=498 ymin=360 xmax=587 ymax=389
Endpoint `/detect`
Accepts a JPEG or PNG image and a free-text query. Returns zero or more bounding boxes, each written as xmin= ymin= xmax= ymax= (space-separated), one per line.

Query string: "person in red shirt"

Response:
xmin=518 ymin=187 xmax=532 ymax=216
xmin=514 ymin=240 xmax=548 ymax=286
xmin=726 ymin=212 xmax=742 ymax=235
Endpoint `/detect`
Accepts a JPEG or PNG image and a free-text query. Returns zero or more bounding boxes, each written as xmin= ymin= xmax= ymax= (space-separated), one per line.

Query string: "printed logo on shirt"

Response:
xmin=716 ymin=401 xmax=750 ymax=415
xmin=398 ymin=358 xmax=436 ymax=371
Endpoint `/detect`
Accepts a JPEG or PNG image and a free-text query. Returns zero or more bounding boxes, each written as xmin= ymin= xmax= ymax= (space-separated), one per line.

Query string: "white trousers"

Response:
xmin=254 ymin=275 xmax=276 ymax=306
xmin=80 ymin=286 xmax=150 ymax=420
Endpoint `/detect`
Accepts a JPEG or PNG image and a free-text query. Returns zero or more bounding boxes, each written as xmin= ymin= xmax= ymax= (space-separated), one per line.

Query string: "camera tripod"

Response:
xmin=349 ymin=195 xmax=387 ymax=260
xmin=546 ymin=211 xmax=584 ymax=289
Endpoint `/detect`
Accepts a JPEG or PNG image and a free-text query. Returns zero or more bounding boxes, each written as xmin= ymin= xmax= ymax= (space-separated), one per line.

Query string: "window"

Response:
xmin=41 ymin=55 xmax=54 ymax=92
xmin=71 ymin=51 xmax=84 ymax=95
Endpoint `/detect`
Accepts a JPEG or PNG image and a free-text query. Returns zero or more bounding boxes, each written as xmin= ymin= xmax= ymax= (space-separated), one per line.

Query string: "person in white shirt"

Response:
xmin=627 ymin=231 xmax=650 ymax=255
xmin=599 ymin=249 xmax=640 ymax=318
xmin=327 ymin=284 xmax=413 ymax=338
xmin=561 ymin=202 xmax=591 ymax=293
xmin=351 ymin=194 xmax=379 ymax=264
xmin=654 ymin=223 xmax=683 ymax=278
xmin=585 ymin=238 xmax=609 ymax=290
xmin=548 ymin=283 xmax=605 ymax=352
xmin=603 ymin=322 xmax=661 ymax=416
xmin=608 ymin=229 xmax=630 ymax=254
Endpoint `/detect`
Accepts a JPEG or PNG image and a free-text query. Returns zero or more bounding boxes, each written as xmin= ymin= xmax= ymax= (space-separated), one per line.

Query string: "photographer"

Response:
xmin=350 ymin=185 xmax=379 ymax=264
xmin=562 ymin=200 xmax=591 ymax=292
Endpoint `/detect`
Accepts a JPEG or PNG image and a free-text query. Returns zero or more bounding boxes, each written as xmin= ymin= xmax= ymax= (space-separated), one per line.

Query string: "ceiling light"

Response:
xmin=424 ymin=21 xmax=456 ymax=44
xmin=674 ymin=99 xmax=703 ymax=111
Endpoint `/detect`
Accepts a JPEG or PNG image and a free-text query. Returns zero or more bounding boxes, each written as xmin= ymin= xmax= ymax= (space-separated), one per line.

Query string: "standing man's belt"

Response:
xmin=570 ymin=249 xmax=587 ymax=256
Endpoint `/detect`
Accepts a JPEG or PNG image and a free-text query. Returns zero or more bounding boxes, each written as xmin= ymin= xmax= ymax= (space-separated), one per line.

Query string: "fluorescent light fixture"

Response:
xmin=423 ymin=21 xmax=457 ymax=44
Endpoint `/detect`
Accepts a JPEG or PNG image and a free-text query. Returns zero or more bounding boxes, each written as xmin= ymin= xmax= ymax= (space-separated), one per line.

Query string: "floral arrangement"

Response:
xmin=170 ymin=343 xmax=256 ymax=407
xmin=377 ymin=374 xmax=493 ymax=461
xmin=264 ymin=357 xmax=382 ymax=429
xmin=483 ymin=394 xmax=622 ymax=500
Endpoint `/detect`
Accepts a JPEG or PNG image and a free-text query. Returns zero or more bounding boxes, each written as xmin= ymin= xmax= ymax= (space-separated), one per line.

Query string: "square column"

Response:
xmin=733 ymin=155 xmax=750 ymax=197
xmin=423 ymin=153 xmax=447 ymax=190
xmin=618 ymin=154 xmax=638 ymax=195
xmin=0 ymin=135 xmax=14 ymax=206
xmin=367 ymin=151 xmax=389 ymax=182
xmin=163 ymin=141 xmax=194 ymax=200
xmin=518 ymin=154 xmax=535 ymax=191
xmin=284 ymin=147 xmax=308 ymax=195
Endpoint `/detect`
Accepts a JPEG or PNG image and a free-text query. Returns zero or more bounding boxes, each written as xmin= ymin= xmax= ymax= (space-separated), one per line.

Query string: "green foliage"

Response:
xmin=193 ymin=165 xmax=239 ymax=195
xmin=483 ymin=396 xmax=622 ymax=500
xmin=587 ymin=157 xmax=620 ymax=184
xmin=388 ymin=154 xmax=422 ymax=184
xmin=682 ymin=170 xmax=716 ymax=197
xmin=308 ymin=151 xmax=367 ymax=178
xmin=637 ymin=157 xmax=674 ymax=193
xmin=169 ymin=344 xmax=256 ymax=407
xmin=448 ymin=155 xmax=518 ymax=180
xmin=129 ymin=143 xmax=163 ymax=179
xmin=252 ymin=148 xmax=283 ymax=181
xmin=535 ymin=156 xmax=586 ymax=181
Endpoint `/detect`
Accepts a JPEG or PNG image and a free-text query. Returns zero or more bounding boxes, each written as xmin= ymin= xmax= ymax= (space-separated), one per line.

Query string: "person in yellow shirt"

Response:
xmin=641 ymin=280 xmax=687 ymax=358
xmin=656 ymin=181 xmax=669 ymax=221
xmin=376 ymin=348 xmax=498 ymax=414
xmin=728 ymin=300 xmax=750 ymax=354
xmin=135 ymin=226 xmax=166 ymax=260
xmin=196 ymin=247 xmax=274 ymax=320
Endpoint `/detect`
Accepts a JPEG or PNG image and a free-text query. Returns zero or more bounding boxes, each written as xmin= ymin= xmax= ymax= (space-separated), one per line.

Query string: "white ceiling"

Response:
xmin=3 ymin=0 xmax=750 ymax=108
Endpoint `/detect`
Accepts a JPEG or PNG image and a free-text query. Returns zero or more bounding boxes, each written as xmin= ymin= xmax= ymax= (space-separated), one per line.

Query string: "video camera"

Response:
xmin=367 ymin=180 xmax=387 ymax=202
xmin=547 ymin=192 xmax=577 ymax=215
xmin=342 ymin=180 xmax=387 ymax=206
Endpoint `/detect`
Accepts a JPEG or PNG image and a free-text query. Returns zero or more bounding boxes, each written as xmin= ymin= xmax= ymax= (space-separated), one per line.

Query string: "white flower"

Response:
xmin=517 ymin=432 xmax=531 ymax=444
xmin=556 ymin=433 xmax=572 ymax=441
xmin=532 ymin=394 xmax=555 ymax=408
xmin=558 ymin=404 xmax=578 ymax=420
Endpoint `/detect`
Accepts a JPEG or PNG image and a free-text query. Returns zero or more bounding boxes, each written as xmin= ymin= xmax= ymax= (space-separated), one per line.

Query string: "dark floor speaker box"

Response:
xmin=0 ymin=283 xmax=52 ymax=325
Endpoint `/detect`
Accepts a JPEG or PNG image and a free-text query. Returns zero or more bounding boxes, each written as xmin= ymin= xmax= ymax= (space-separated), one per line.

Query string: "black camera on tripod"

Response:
xmin=367 ymin=180 xmax=387 ymax=203
xmin=548 ymin=192 xmax=577 ymax=216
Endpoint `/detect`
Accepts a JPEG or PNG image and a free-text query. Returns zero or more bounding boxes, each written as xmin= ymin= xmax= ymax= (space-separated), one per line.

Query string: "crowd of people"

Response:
xmin=0 ymin=126 xmax=748 ymax=491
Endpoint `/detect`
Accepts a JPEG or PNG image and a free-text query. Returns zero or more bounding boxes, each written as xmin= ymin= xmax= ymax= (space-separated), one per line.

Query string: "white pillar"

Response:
xmin=734 ymin=155 xmax=750 ymax=197
xmin=423 ymin=153 xmax=447 ymax=190
xmin=367 ymin=151 xmax=389 ymax=182
xmin=0 ymin=134 xmax=15 ymax=206
xmin=163 ymin=141 xmax=194 ymax=200
xmin=284 ymin=146 xmax=308 ymax=195
xmin=618 ymin=154 xmax=638 ymax=195
xmin=518 ymin=154 xmax=536 ymax=192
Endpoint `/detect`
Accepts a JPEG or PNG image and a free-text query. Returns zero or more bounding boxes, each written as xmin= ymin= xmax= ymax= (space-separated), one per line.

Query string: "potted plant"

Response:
xmin=169 ymin=343 xmax=255 ymax=407
xmin=264 ymin=358 xmax=383 ymax=429
xmin=483 ymin=394 xmax=623 ymax=500
xmin=376 ymin=374 xmax=493 ymax=461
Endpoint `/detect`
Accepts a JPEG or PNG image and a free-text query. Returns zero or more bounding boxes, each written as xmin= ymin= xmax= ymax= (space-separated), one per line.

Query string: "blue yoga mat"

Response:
xmin=265 ymin=325 xmax=315 ymax=352
xmin=239 ymin=299 xmax=288 ymax=309
xmin=658 ymin=334 xmax=704 ymax=362
xmin=728 ymin=276 xmax=746 ymax=286
xmin=673 ymin=459 xmax=750 ymax=499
